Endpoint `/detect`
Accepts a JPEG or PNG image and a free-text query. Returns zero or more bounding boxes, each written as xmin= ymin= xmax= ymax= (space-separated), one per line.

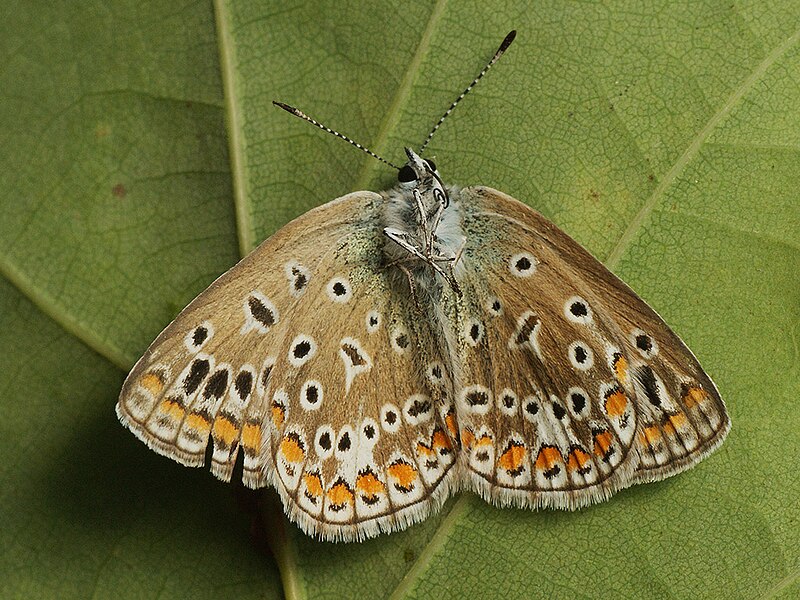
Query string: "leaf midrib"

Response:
xmin=352 ymin=0 xmax=449 ymax=190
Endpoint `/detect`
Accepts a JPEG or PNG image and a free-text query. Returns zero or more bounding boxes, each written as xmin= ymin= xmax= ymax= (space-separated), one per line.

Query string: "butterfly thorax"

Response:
xmin=381 ymin=148 xmax=466 ymax=300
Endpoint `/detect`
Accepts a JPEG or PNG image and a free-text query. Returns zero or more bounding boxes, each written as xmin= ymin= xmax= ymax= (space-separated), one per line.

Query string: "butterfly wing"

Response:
xmin=449 ymin=186 xmax=730 ymax=508
xmin=117 ymin=191 xmax=458 ymax=541
xmin=261 ymin=229 xmax=459 ymax=542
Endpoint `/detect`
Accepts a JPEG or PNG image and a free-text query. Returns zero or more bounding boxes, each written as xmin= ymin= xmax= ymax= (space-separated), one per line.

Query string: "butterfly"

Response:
xmin=117 ymin=31 xmax=730 ymax=542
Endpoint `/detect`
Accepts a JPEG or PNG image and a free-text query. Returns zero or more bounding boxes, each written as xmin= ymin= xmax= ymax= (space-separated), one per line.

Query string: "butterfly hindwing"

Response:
xmin=261 ymin=213 xmax=459 ymax=541
xmin=449 ymin=186 xmax=730 ymax=507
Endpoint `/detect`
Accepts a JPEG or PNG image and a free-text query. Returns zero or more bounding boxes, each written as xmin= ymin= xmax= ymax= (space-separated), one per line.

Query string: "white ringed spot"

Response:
xmin=284 ymin=261 xmax=310 ymax=298
xmin=314 ymin=425 xmax=335 ymax=459
xmin=380 ymin=403 xmax=401 ymax=433
xmin=403 ymin=394 xmax=433 ymax=425
xmin=567 ymin=386 xmax=590 ymax=419
xmin=231 ymin=364 xmax=256 ymax=403
xmin=459 ymin=385 xmax=492 ymax=415
xmin=549 ymin=394 xmax=568 ymax=422
xmin=463 ymin=318 xmax=484 ymax=347
xmin=568 ymin=340 xmax=594 ymax=371
xmin=300 ymin=380 xmax=323 ymax=411
xmin=498 ymin=388 xmax=518 ymax=416
xmin=509 ymin=311 xmax=543 ymax=359
xmin=339 ymin=337 xmax=372 ymax=393
xmin=288 ymin=334 xmax=317 ymax=367
xmin=564 ymin=296 xmax=593 ymax=325
xmin=509 ymin=252 xmax=537 ymax=277
xmin=485 ymin=296 xmax=503 ymax=316
xmin=184 ymin=321 xmax=213 ymax=352
xmin=631 ymin=328 xmax=659 ymax=359
xmin=390 ymin=326 xmax=410 ymax=354
xmin=241 ymin=291 xmax=279 ymax=334
xmin=522 ymin=392 xmax=542 ymax=423
xmin=426 ymin=362 xmax=445 ymax=386
xmin=326 ymin=276 xmax=352 ymax=303
xmin=360 ymin=418 xmax=380 ymax=447
xmin=366 ymin=310 xmax=381 ymax=334
xmin=335 ymin=425 xmax=355 ymax=457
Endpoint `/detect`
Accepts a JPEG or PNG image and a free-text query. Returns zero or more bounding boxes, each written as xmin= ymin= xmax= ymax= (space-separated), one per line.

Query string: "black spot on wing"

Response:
xmin=635 ymin=366 xmax=661 ymax=407
xmin=183 ymin=359 xmax=210 ymax=394
xmin=203 ymin=369 xmax=229 ymax=400
xmin=248 ymin=296 xmax=275 ymax=327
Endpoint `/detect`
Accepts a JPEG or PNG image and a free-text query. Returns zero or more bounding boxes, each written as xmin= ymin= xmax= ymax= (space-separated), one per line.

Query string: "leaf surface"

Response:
xmin=1 ymin=1 xmax=798 ymax=599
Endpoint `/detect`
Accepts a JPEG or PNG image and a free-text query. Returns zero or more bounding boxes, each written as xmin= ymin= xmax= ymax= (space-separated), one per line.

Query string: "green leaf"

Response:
xmin=1 ymin=2 xmax=798 ymax=599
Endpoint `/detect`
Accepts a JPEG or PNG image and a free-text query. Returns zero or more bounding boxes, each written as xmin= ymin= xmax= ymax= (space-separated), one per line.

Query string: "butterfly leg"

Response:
xmin=384 ymin=228 xmax=461 ymax=296
xmin=452 ymin=235 xmax=467 ymax=266
xmin=425 ymin=196 xmax=446 ymax=256
xmin=412 ymin=188 xmax=432 ymax=246
xmin=399 ymin=262 xmax=424 ymax=310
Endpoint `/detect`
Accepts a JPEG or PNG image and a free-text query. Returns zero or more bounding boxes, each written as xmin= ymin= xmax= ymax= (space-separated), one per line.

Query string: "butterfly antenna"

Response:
xmin=273 ymin=101 xmax=401 ymax=170
xmin=418 ymin=30 xmax=516 ymax=154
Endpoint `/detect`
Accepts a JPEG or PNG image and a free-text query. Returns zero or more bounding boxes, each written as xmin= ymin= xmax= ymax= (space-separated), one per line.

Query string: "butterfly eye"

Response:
xmin=397 ymin=164 xmax=417 ymax=183
xmin=424 ymin=159 xmax=437 ymax=172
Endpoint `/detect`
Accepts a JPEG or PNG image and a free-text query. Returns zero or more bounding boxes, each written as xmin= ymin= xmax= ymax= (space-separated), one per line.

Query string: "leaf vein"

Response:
xmin=604 ymin=26 xmax=800 ymax=270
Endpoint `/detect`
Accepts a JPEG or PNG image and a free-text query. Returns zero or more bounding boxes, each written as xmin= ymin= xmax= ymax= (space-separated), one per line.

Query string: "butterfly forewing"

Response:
xmin=117 ymin=191 xmax=458 ymax=541
xmin=117 ymin=193 xmax=374 ymax=486
xmin=449 ymin=186 xmax=729 ymax=507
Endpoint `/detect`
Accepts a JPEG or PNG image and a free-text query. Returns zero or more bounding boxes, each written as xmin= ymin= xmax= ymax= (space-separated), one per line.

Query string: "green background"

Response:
xmin=1 ymin=1 xmax=798 ymax=598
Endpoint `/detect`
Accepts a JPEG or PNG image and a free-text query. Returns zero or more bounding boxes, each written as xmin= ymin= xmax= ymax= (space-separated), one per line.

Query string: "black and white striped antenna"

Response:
xmin=418 ymin=30 xmax=516 ymax=154
xmin=273 ymin=30 xmax=516 ymax=168
xmin=272 ymin=101 xmax=401 ymax=170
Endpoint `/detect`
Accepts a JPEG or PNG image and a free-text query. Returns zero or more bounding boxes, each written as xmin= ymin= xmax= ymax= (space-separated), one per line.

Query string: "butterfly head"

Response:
xmin=397 ymin=147 xmax=448 ymax=207
xmin=398 ymin=148 xmax=438 ymax=186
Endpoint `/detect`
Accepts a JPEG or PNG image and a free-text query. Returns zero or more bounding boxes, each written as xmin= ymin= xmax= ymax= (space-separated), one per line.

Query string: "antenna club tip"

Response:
xmin=273 ymin=101 xmax=299 ymax=115
xmin=499 ymin=30 xmax=516 ymax=52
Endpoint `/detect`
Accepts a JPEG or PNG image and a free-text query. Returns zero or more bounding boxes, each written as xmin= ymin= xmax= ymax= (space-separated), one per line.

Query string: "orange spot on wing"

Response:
xmin=663 ymin=412 xmax=687 ymax=435
xmin=461 ymin=428 xmax=475 ymax=450
xmin=445 ymin=410 xmax=458 ymax=437
xmin=304 ymin=472 xmax=323 ymax=497
xmin=186 ymin=412 xmax=211 ymax=432
xmin=604 ymin=388 xmax=628 ymax=416
xmin=567 ymin=446 xmax=591 ymax=471
xmin=270 ymin=401 xmax=285 ymax=427
xmin=212 ymin=416 xmax=239 ymax=446
xmin=280 ymin=435 xmax=305 ymax=463
xmin=476 ymin=434 xmax=493 ymax=447
xmin=140 ymin=372 xmax=165 ymax=395
xmin=158 ymin=398 xmax=184 ymax=420
xmin=327 ymin=481 xmax=354 ymax=506
xmin=640 ymin=424 xmax=661 ymax=445
xmin=356 ymin=471 xmax=385 ymax=496
xmin=535 ymin=445 xmax=562 ymax=471
xmin=242 ymin=421 xmax=262 ymax=452
xmin=683 ymin=386 xmax=709 ymax=408
xmin=593 ymin=431 xmax=613 ymax=456
xmin=498 ymin=442 xmax=526 ymax=471
xmin=387 ymin=461 xmax=418 ymax=489
xmin=432 ymin=428 xmax=453 ymax=452
xmin=613 ymin=353 xmax=628 ymax=384
xmin=416 ymin=441 xmax=435 ymax=457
